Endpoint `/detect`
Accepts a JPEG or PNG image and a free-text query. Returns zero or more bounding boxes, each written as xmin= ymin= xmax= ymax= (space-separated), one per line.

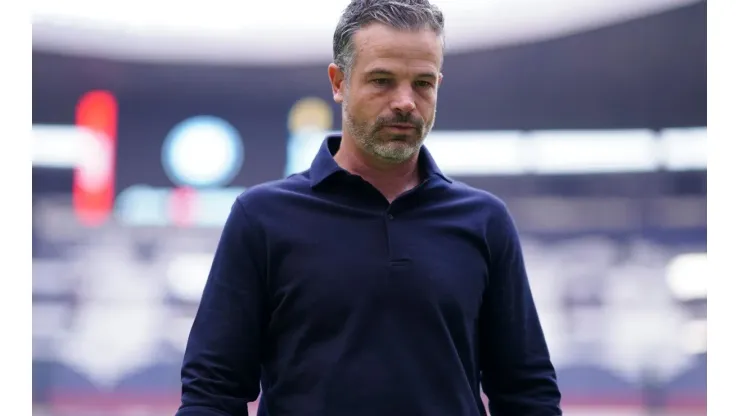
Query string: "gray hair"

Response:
xmin=332 ymin=0 xmax=445 ymax=79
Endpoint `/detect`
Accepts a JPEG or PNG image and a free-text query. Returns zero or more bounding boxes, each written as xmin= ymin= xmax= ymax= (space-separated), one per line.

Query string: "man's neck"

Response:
xmin=334 ymin=136 xmax=421 ymax=203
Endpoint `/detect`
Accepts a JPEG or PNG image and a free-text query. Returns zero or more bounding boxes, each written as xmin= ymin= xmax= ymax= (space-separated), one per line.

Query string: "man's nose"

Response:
xmin=391 ymin=87 xmax=416 ymax=114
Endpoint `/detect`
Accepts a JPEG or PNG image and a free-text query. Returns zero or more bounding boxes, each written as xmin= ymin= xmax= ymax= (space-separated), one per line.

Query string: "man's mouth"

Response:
xmin=384 ymin=124 xmax=416 ymax=130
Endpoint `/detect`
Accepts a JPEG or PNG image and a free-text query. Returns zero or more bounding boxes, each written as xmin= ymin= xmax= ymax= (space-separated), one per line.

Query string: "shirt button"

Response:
xmin=387 ymin=213 xmax=395 ymax=220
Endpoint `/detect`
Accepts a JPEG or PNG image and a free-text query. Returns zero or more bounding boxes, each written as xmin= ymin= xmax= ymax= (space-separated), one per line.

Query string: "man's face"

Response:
xmin=330 ymin=23 xmax=443 ymax=163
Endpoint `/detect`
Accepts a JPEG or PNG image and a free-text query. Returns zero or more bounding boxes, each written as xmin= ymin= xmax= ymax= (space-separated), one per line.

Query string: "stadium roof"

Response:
xmin=32 ymin=0 xmax=702 ymax=65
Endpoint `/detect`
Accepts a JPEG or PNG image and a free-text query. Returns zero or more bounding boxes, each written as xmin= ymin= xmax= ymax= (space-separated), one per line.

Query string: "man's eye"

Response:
xmin=415 ymin=80 xmax=433 ymax=88
xmin=372 ymin=79 xmax=391 ymax=86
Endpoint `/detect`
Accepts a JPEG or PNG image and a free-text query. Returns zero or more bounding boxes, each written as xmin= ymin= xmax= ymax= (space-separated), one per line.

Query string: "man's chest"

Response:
xmin=265 ymin=211 xmax=490 ymax=325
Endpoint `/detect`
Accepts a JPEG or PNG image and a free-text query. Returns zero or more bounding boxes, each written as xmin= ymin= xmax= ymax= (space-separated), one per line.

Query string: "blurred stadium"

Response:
xmin=32 ymin=1 xmax=707 ymax=415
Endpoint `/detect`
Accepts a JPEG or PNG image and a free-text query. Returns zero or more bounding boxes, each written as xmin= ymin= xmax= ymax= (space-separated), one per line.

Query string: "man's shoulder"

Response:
xmin=443 ymin=180 xmax=521 ymax=244
xmin=444 ymin=179 xmax=509 ymax=217
xmin=234 ymin=171 xmax=311 ymax=210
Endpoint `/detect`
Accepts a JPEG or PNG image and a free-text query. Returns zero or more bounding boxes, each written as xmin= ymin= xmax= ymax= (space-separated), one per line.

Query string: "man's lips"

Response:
xmin=384 ymin=124 xmax=416 ymax=130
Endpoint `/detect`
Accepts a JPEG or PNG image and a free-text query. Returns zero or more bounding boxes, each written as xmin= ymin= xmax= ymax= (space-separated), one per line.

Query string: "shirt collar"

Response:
xmin=309 ymin=134 xmax=452 ymax=188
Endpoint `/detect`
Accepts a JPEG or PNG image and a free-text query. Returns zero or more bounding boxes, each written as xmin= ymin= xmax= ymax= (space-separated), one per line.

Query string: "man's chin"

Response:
xmin=372 ymin=142 xmax=419 ymax=163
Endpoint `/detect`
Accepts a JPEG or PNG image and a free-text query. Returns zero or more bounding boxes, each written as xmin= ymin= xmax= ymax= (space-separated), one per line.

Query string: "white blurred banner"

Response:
xmin=31 ymin=0 xmax=702 ymax=64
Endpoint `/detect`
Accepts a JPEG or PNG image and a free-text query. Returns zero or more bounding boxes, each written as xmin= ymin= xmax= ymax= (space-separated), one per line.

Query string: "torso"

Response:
xmin=249 ymin=171 xmax=497 ymax=415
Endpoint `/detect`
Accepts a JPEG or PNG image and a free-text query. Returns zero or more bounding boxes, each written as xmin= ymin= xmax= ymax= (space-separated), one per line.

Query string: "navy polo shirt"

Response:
xmin=177 ymin=135 xmax=561 ymax=416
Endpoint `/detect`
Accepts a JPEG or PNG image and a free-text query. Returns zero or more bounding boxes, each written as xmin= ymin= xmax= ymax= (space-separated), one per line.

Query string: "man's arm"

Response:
xmin=479 ymin=203 xmax=562 ymax=415
xmin=176 ymin=198 xmax=267 ymax=416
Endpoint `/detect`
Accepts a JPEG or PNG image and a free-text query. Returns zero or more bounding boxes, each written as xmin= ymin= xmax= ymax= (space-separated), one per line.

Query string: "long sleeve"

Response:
xmin=176 ymin=198 xmax=268 ymax=416
xmin=479 ymin=204 xmax=562 ymax=415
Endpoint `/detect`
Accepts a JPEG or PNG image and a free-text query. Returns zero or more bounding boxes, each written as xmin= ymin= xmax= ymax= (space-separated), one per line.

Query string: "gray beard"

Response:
xmin=343 ymin=102 xmax=435 ymax=164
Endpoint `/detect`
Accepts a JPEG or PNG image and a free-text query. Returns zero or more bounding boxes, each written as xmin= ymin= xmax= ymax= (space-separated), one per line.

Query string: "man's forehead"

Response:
xmin=353 ymin=23 xmax=443 ymax=65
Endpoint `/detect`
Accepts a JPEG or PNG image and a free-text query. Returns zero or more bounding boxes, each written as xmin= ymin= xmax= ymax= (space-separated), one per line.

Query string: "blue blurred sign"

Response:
xmin=162 ymin=115 xmax=244 ymax=188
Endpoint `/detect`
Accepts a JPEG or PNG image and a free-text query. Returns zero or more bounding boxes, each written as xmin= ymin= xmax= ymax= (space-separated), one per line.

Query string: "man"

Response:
xmin=176 ymin=0 xmax=561 ymax=415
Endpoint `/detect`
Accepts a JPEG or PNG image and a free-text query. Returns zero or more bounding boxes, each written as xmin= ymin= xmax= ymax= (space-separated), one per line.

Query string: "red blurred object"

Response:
xmin=73 ymin=90 xmax=118 ymax=226
xmin=170 ymin=186 xmax=196 ymax=227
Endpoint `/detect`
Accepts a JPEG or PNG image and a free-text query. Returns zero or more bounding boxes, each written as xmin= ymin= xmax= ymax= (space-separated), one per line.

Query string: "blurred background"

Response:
xmin=31 ymin=0 xmax=707 ymax=415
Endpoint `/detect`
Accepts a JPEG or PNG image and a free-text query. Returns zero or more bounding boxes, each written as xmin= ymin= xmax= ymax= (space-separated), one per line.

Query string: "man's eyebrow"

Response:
xmin=364 ymin=68 xmax=438 ymax=79
xmin=416 ymin=72 xmax=438 ymax=80
xmin=365 ymin=68 xmax=394 ymax=77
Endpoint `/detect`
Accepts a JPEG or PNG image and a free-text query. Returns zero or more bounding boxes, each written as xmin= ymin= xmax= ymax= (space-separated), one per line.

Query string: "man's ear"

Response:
xmin=328 ymin=63 xmax=345 ymax=104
